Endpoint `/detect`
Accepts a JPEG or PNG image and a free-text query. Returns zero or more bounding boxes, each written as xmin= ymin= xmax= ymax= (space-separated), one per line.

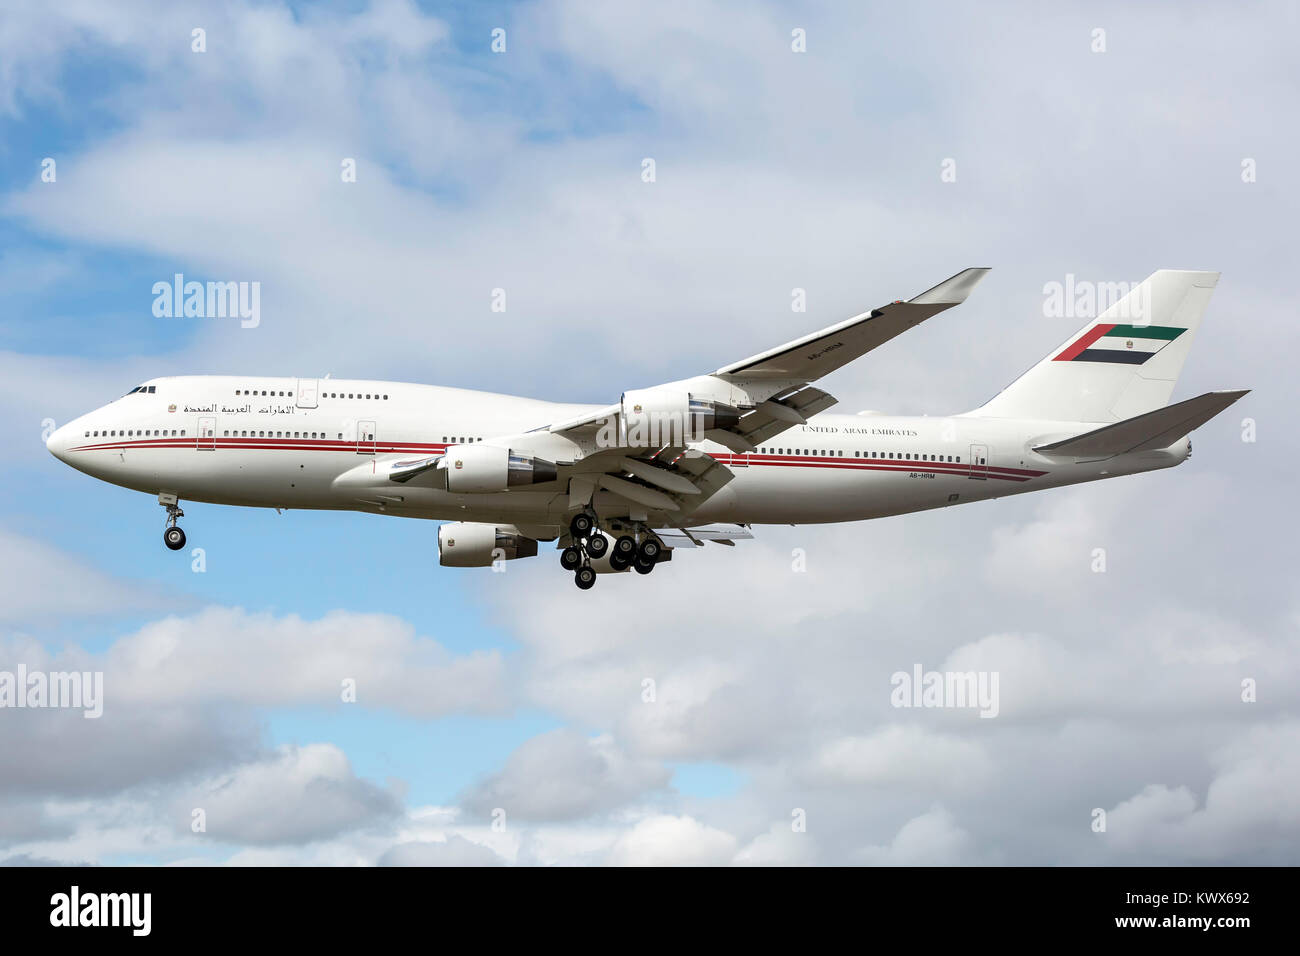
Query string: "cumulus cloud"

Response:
xmin=178 ymin=744 xmax=400 ymax=846
xmin=106 ymin=606 xmax=507 ymax=717
xmin=1104 ymin=723 xmax=1300 ymax=864
xmin=0 ymin=528 xmax=188 ymax=623
xmin=807 ymin=726 xmax=992 ymax=792
xmin=733 ymin=822 xmax=818 ymax=866
xmin=378 ymin=836 xmax=505 ymax=867
xmin=608 ymin=814 xmax=737 ymax=867
xmin=857 ymin=807 xmax=973 ymax=866
xmin=0 ymin=601 xmax=504 ymax=806
xmin=460 ymin=730 xmax=670 ymax=822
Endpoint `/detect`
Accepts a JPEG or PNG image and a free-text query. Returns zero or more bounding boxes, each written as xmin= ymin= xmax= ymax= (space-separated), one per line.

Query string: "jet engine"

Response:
xmin=437 ymin=522 xmax=539 ymax=567
xmin=620 ymin=389 xmax=741 ymax=446
xmin=442 ymin=443 xmax=558 ymax=493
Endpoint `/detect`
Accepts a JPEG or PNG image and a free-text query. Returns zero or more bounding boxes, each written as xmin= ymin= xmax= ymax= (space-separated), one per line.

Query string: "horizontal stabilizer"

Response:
xmin=1034 ymin=389 xmax=1249 ymax=458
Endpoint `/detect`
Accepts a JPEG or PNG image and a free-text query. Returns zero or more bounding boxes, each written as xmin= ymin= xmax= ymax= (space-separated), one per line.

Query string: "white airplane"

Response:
xmin=47 ymin=268 xmax=1246 ymax=590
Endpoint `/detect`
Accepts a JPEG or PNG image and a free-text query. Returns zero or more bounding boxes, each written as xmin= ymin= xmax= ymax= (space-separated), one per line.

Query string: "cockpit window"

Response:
xmin=123 ymin=385 xmax=158 ymax=396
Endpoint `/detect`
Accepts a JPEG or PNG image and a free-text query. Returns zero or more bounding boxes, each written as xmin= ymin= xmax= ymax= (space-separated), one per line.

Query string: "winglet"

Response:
xmin=909 ymin=267 xmax=992 ymax=306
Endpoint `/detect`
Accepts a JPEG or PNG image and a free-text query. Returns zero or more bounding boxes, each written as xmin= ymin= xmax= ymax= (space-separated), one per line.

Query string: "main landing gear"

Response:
xmin=160 ymin=495 xmax=187 ymax=551
xmin=562 ymin=512 xmax=663 ymax=589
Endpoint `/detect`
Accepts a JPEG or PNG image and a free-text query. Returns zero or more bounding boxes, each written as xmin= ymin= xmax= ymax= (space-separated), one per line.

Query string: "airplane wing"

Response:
xmin=543 ymin=267 xmax=990 ymax=454
xmin=714 ymin=267 xmax=991 ymax=381
xmin=415 ymin=268 xmax=990 ymax=532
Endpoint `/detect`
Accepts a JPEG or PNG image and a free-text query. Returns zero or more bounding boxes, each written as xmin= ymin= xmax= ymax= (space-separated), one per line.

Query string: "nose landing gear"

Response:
xmin=160 ymin=494 xmax=187 ymax=551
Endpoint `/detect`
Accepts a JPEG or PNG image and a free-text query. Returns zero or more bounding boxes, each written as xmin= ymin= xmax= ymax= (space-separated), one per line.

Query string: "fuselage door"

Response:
xmin=198 ymin=416 xmax=216 ymax=450
xmin=357 ymin=420 xmax=376 ymax=454
xmin=296 ymin=379 xmax=319 ymax=409
xmin=968 ymin=443 xmax=988 ymax=479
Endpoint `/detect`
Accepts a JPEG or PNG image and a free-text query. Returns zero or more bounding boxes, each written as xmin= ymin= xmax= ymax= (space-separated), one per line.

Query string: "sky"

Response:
xmin=1 ymin=0 xmax=1297 ymax=865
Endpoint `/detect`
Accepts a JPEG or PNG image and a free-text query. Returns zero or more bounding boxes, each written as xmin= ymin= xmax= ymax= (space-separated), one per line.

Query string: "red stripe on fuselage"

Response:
xmin=65 ymin=440 xmax=1046 ymax=482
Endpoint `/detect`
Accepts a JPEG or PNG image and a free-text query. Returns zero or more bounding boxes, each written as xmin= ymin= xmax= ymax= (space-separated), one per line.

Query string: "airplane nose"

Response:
xmin=46 ymin=421 xmax=75 ymax=463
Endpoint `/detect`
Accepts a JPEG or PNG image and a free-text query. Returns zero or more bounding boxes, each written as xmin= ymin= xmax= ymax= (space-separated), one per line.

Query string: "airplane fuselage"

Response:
xmin=46 ymin=375 xmax=1189 ymax=530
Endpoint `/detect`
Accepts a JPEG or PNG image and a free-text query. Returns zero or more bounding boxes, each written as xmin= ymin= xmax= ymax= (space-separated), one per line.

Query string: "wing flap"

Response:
xmin=654 ymin=524 xmax=755 ymax=548
xmin=734 ymin=386 xmax=838 ymax=446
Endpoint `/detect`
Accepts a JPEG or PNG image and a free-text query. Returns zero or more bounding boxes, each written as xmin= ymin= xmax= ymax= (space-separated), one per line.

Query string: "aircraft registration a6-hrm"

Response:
xmin=47 ymin=268 xmax=1247 ymax=590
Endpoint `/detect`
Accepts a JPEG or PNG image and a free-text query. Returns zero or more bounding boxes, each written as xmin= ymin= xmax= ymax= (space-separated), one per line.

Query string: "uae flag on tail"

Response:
xmin=1053 ymin=323 xmax=1186 ymax=365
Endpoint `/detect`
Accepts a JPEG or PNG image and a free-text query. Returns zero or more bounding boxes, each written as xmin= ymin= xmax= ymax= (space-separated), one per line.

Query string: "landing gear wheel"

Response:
xmin=560 ymin=546 xmax=583 ymax=571
xmin=160 ymin=497 xmax=187 ymax=551
xmin=637 ymin=538 xmax=661 ymax=563
xmin=634 ymin=557 xmax=655 ymax=575
xmin=609 ymin=551 xmax=632 ymax=572
xmin=569 ymin=513 xmax=594 ymax=539
xmin=612 ymin=535 xmax=637 ymax=561
xmin=585 ymin=533 xmax=609 ymax=558
xmin=574 ymin=566 xmax=597 ymax=590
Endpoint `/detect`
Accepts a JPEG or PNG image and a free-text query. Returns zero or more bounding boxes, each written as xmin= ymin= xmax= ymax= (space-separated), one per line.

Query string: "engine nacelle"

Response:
xmin=620 ymin=389 xmax=740 ymax=447
xmin=438 ymin=522 xmax=538 ymax=567
xmin=442 ymin=443 xmax=558 ymax=493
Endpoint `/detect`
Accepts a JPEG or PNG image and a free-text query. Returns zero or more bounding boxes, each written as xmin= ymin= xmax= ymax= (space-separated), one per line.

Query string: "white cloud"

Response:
xmin=177 ymin=743 xmax=399 ymax=845
xmin=0 ymin=528 xmax=187 ymax=623
xmin=808 ymin=726 xmax=991 ymax=792
xmin=857 ymin=807 xmax=973 ymax=866
xmin=105 ymin=606 xmax=506 ymax=717
xmin=607 ymin=814 xmax=737 ymax=866
xmin=460 ymin=730 xmax=670 ymax=822
xmin=733 ymin=821 xmax=817 ymax=866
xmin=378 ymin=835 xmax=504 ymax=867
xmin=1105 ymin=723 xmax=1300 ymax=863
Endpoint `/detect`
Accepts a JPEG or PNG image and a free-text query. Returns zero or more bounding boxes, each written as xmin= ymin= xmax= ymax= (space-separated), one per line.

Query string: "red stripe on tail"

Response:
xmin=1053 ymin=323 xmax=1114 ymax=361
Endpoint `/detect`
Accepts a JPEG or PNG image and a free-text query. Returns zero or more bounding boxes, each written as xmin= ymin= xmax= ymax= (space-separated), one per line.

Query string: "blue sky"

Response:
xmin=1 ymin=1 xmax=1297 ymax=866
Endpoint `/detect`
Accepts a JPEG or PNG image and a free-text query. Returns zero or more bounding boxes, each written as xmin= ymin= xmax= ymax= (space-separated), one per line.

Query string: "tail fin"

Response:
xmin=970 ymin=270 xmax=1220 ymax=422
